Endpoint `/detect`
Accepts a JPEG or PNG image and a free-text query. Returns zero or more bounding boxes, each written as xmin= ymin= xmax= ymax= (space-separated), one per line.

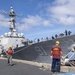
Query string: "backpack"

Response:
xmin=7 ymin=49 xmax=13 ymax=54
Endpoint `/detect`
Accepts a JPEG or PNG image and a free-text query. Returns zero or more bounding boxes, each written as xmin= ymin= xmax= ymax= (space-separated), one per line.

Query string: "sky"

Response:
xmin=0 ymin=0 xmax=75 ymax=40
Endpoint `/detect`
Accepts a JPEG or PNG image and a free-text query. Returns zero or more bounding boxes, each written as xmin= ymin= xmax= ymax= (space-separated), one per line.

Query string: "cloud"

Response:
xmin=19 ymin=15 xmax=52 ymax=31
xmin=0 ymin=14 xmax=9 ymax=27
xmin=20 ymin=0 xmax=75 ymax=31
xmin=47 ymin=0 xmax=75 ymax=26
xmin=0 ymin=0 xmax=75 ymax=32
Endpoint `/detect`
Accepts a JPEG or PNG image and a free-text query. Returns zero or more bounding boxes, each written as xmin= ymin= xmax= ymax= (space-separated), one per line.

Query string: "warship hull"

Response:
xmin=13 ymin=35 xmax=75 ymax=64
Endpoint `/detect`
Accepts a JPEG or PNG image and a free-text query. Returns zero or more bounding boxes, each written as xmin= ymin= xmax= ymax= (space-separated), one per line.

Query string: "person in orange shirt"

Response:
xmin=51 ymin=41 xmax=62 ymax=73
xmin=6 ymin=45 xmax=14 ymax=66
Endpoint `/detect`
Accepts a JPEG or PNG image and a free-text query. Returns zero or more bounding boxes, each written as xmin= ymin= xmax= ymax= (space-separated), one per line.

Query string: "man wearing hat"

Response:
xmin=51 ymin=41 xmax=62 ymax=73
xmin=6 ymin=45 xmax=14 ymax=66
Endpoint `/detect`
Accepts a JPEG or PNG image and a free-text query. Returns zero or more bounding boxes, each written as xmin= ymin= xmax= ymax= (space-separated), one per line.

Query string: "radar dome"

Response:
xmin=4 ymin=33 xmax=8 ymax=36
xmin=21 ymin=33 xmax=24 ymax=37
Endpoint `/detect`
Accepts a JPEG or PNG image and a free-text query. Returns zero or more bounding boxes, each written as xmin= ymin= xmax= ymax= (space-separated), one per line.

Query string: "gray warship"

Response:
xmin=0 ymin=6 xmax=75 ymax=66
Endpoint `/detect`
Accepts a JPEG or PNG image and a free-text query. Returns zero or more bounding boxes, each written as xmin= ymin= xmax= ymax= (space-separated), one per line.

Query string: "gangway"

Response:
xmin=62 ymin=44 xmax=75 ymax=67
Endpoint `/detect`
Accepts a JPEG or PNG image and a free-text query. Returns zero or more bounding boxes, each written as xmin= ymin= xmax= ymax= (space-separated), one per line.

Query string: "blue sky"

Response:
xmin=0 ymin=0 xmax=75 ymax=40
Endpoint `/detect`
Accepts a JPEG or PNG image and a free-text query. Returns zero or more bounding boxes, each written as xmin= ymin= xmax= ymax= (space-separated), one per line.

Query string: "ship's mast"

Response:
xmin=9 ymin=6 xmax=16 ymax=32
xmin=0 ymin=6 xmax=24 ymax=38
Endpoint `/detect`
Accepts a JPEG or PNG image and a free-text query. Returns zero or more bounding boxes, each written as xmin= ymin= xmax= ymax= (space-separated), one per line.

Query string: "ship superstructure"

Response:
xmin=0 ymin=6 xmax=26 ymax=53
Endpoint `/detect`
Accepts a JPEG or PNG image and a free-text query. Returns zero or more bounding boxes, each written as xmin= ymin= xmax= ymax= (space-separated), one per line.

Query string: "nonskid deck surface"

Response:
xmin=0 ymin=59 xmax=51 ymax=75
xmin=0 ymin=57 xmax=75 ymax=75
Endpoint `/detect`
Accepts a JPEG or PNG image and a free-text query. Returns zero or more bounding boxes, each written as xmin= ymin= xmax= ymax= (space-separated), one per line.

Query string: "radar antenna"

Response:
xmin=0 ymin=5 xmax=19 ymax=32
xmin=8 ymin=5 xmax=16 ymax=32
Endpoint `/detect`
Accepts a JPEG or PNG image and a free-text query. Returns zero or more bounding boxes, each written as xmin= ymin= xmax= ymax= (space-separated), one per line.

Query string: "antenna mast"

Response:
xmin=9 ymin=5 xmax=16 ymax=32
